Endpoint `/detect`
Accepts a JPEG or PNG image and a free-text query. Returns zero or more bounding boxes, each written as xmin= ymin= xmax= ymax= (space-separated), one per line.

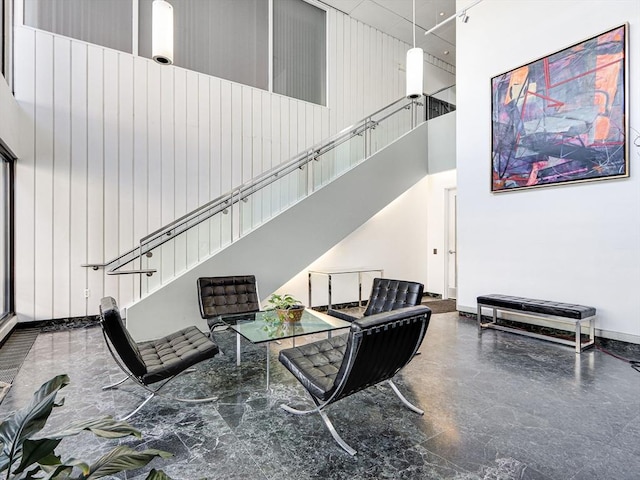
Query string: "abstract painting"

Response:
xmin=491 ymin=24 xmax=627 ymax=192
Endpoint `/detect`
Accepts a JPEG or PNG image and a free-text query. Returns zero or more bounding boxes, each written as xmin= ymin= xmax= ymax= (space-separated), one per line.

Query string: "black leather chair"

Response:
xmin=328 ymin=278 xmax=424 ymax=322
xmin=99 ymin=296 xmax=219 ymax=420
xmin=278 ymin=305 xmax=432 ymax=455
xmin=197 ymin=275 xmax=260 ymax=331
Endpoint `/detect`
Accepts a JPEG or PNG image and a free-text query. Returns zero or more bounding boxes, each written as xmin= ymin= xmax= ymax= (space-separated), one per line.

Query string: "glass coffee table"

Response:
xmin=219 ymin=309 xmax=351 ymax=389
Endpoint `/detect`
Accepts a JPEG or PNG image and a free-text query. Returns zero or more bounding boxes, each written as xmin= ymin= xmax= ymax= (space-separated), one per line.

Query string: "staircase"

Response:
xmin=83 ymin=95 xmax=446 ymax=340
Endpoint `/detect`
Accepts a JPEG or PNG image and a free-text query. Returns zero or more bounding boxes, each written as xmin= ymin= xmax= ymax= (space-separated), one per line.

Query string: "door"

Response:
xmin=444 ymin=188 xmax=457 ymax=299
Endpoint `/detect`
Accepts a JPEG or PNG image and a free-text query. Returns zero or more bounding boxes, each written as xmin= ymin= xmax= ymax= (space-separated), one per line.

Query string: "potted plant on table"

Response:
xmin=267 ymin=293 xmax=305 ymax=322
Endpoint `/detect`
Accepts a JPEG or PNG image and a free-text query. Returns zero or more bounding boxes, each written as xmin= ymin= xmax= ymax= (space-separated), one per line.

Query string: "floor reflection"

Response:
xmin=1 ymin=312 xmax=639 ymax=480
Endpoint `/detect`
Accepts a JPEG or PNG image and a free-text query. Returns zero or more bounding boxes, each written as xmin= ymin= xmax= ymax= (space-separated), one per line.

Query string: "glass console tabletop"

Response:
xmin=219 ymin=309 xmax=351 ymax=389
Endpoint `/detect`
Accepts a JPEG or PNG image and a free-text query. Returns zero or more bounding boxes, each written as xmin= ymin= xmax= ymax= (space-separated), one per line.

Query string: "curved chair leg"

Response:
xmin=102 ymin=375 xmax=132 ymax=390
xmin=317 ymin=409 xmax=357 ymax=456
xmin=120 ymin=392 xmax=156 ymax=421
xmin=388 ymin=380 xmax=424 ymax=415
xmin=280 ymin=402 xmax=356 ymax=455
xmin=280 ymin=403 xmax=318 ymax=416
xmin=173 ymin=394 xmax=218 ymax=403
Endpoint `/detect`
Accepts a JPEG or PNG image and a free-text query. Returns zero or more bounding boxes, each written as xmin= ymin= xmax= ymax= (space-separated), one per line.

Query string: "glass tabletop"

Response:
xmin=221 ymin=309 xmax=351 ymax=344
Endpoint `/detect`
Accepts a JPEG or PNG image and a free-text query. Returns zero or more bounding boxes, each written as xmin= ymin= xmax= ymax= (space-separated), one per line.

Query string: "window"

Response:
xmin=24 ymin=0 xmax=326 ymax=105
xmin=0 ymin=150 xmax=13 ymax=321
xmin=273 ymin=0 xmax=326 ymax=105
xmin=139 ymin=0 xmax=269 ymax=90
xmin=24 ymin=0 xmax=133 ymax=53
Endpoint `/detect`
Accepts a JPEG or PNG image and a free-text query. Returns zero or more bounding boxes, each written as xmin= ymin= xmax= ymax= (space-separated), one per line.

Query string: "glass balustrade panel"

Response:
xmin=139 ymin=208 xmax=232 ymax=297
xmin=370 ymin=102 xmax=415 ymax=156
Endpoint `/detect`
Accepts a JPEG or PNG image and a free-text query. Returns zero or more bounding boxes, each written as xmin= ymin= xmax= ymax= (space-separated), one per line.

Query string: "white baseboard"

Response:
xmin=457 ymin=304 xmax=640 ymax=345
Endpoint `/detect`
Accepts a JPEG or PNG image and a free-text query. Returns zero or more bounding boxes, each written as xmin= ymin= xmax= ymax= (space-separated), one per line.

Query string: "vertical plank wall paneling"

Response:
xmin=69 ymin=41 xmax=88 ymax=317
xmin=132 ymin=56 xmax=149 ymax=300
xmin=14 ymin=27 xmax=36 ymax=321
xmin=85 ymin=44 xmax=105 ymax=316
xmin=33 ymin=32 xmax=54 ymax=320
xmin=52 ymin=36 xmax=71 ymax=319
xmin=172 ymin=68 xmax=188 ymax=278
xmin=118 ymin=54 xmax=135 ymax=307
xmin=102 ymin=49 xmax=120 ymax=305
xmin=13 ymin=7 xmax=434 ymax=319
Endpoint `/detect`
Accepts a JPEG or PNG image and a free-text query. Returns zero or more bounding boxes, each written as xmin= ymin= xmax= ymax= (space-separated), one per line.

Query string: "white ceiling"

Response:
xmin=317 ymin=0 xmax=461 ymax=66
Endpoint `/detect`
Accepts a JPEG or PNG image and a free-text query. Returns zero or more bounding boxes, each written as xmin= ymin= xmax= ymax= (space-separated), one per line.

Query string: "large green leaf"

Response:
xmin=13 ymin=438 xmax=61 ymax=474
xmin=83 ymin=446 xmax=171 ymax=479
xmin=40 ymin=458 xmax=90 ymax=479
xmin=0 ymin=375 xmax=69 ymax=471
xmin=145 ymin=469 xmax=174 ymax=480
xmin=50 ymin=417 xmax=142 ymax=440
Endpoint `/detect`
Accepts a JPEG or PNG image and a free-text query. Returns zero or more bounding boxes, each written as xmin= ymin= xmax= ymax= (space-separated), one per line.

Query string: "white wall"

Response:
xmin=0 ymin=75 xmax=24 ymax=157
xmin=456 ymin=0 xmax=640 ymax=342
xmin=12 ymin=5 xmax=454 ymax=322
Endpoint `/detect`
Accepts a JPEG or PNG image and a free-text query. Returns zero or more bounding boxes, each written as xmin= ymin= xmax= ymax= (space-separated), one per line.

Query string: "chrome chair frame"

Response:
xmin=279 ymin=305 xmax=431 ymax=455
xmin=99 ymin=297 xmax=219 ymax=421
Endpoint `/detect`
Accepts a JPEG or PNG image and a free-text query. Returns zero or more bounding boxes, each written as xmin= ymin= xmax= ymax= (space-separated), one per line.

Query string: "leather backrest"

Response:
xmin=331 ymin=305 xmax=431 ymax=403
xmin=99 ymin=296 xmax=147 ymax=377
xmin=197 ymin=275 xmax=260 ymax=319
xmin=363 ymin=278 xmax=424 ymax=316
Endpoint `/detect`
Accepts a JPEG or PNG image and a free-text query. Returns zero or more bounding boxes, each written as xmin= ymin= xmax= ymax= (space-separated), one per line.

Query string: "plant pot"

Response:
xmin=276 ymin=306 xmax=305 ymax=322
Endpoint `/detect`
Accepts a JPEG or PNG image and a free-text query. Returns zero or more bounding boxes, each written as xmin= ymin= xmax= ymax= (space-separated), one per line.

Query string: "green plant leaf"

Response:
xmin=13 ymin=438 xmax=61 ymax=474
xmin=51 ymin=417 xmax=142 ymax=440
xmin=83 ymin=446 xmax=172 ymax=479
xmin=39 ymin=457 xmax=90 ymax=479
xmin=145 ymin=468 xmax=174 ymax=480
xmin=0 ymin=374 xmax=69 ymax=473
xmin=40 ymin=463 xmax=74 ymax=480
xmin=21 ymin=465 xmax=45 ymax=480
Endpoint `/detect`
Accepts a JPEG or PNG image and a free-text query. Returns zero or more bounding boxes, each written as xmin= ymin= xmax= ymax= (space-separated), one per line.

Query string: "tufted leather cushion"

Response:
xmin=477 ymin=294 xmax=596 ymax=319
xmin=197 ymin=276 xmax=260 ymax=324
xmin=279 ymin=305 xmax=431 ymax=402
xmin=99 ymin=296 xmax=218 ymax=385
xmin=138 ymin=326 xmax=219 ymax=384
xmin=363 ymin=278 xmax=424 ymax=316
xmin=278 ymin=334 xmax=348 ymax=400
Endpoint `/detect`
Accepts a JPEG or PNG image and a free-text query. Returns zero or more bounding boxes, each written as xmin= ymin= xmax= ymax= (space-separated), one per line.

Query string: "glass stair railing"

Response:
xmin=83 ymin=91 xmax=453 ymax=297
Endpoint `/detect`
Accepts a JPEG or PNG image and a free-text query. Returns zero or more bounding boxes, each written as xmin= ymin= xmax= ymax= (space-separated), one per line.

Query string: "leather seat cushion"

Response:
xmin=198 ymin=276 xmax=260 ymax=320
xmin=364 ymin=279 xmax=424 ymax=316
xmin=477 ymin=294 xmax=596 ymax=319
xmin=139 ymin=326 xmax=219 ymax=384
xmin=279 ymin=334 xmax=348 ymax=401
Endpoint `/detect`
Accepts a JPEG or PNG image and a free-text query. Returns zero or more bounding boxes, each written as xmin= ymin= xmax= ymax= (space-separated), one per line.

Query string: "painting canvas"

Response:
xmin=491 ymin=24 xmax=627 ymax=192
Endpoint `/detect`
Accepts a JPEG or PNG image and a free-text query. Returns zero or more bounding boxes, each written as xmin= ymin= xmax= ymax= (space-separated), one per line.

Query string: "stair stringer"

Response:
xmin=126 ymin=122 xmax=429 ymax=340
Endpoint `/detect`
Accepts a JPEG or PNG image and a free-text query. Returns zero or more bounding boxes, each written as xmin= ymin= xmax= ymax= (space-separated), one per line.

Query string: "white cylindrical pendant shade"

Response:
xmin=152 ymin=0 xmax=174 ymax=65
xmin=406 ymin=47 xmax=423 ymax=99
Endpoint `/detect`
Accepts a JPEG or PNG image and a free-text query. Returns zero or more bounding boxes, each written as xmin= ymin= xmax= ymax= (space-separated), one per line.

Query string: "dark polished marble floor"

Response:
xmin=1 ymin=312 xmax=639 ymax=480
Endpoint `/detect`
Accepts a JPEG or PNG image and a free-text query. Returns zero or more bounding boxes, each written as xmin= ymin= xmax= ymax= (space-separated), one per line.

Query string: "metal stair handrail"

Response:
xmin=82 ymin=94 xmax=427 ymax=275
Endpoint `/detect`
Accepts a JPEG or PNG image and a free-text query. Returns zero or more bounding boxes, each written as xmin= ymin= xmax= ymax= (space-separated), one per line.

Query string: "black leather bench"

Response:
xmin=477 ymin=294 xmax=596 ymax=353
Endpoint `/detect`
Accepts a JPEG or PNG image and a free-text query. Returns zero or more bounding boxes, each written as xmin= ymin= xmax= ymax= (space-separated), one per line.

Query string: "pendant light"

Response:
xmin=152 ymin=0 xmax=174 ymax=65
xmin=406 ymin=0 xmax=423 ymax=99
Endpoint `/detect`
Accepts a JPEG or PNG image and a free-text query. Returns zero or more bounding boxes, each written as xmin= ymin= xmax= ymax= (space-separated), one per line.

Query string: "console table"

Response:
xmin=308 ymin=267 xmax=383 ymax=310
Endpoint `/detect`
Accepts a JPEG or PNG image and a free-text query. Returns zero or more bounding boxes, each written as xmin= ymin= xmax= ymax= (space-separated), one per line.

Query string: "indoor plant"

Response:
xmin=0 ymin=374 xmax=173 ymax=480
xmin=266 ymin=293 xmax=305 ymax=322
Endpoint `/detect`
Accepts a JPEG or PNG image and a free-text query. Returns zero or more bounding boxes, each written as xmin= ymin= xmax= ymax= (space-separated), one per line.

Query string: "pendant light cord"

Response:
xmin=412 ymin=0 xmax=416 ymax=48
